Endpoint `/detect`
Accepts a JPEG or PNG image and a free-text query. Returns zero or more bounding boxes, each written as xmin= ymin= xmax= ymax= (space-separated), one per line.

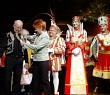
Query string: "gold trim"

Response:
xmin=27 ymin=49 xmax=32 ymax=68
xmin=65 ymin=84 xmax=88 ymax=86
xmin=99 ymin=50 xmax=110 ymax=54
xmin=94 ymin=68 xmax=110 ymax=72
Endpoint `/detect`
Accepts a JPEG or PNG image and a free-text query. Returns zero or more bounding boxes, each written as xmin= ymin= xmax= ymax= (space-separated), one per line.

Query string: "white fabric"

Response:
xmin=22 ymin=60 xmax=27 ymax=74
xmin=48 ymin=48 xmax=54 ymax=53
xmin=93 ymin=69 xmax=110 ymax=79
xmin=48 ymin=71 xmax=59 ymax=93
xmin=52 ymin=72 xmax=59 ymax=93
xmin=72 ymin=47 xmax=81 ymax=56
xmin=48 ymin=71 xmax=51 ymax=82
xmin=20 ymin=60 xmax=33 ymax=85
xmin=70 ymin=48 xmax=87 ymax=94
xmin=98 ymin=16 xmax=108 ymax=25
xmin=20 ymin=72 xmax=33 ymax=85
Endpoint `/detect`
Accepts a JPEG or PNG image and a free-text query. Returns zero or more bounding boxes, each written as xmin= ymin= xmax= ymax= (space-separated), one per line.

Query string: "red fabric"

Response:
xmin=95 ymin=53 xmax=110 ymax=71
xmin=64 ymin=47 xmax=88 ymax=94
xmin=64 ymin=54 xmax=72 ymax=94
xmin=1 ymin=55 xmax=5 ymax=66
xmin=66 ymin=41 xmax=71 ymax=48
xmin=66 ymin=41 xmax=74 ymax=54
xmin=86 ymin=85 xmax=89 ymax=94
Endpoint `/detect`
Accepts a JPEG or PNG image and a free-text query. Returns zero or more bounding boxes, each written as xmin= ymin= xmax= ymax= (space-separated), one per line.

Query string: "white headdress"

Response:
xmin=50 ymin=19 xmax=57 ymax=27
xmin=50 ymin=19 xmax=63 ymax=36
xmin=98 ymin=16 xmax=108 ymax=26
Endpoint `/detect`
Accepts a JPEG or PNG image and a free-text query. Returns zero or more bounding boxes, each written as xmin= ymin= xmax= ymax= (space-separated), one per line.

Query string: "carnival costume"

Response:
xmin=65 ymin=16 xmax=88 ymax=94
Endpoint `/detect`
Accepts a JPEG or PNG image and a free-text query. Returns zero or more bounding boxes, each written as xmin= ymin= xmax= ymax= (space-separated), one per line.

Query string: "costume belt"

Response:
xmin=99 ymin=50 xmax=110 ymax=54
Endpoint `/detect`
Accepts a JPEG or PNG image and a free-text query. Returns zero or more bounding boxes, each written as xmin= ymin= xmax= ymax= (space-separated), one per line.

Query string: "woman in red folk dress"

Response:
xmin=64 ymin=16 xmax=88 ymax=95
xmin=89 ymin=16 xmax=110 ymax=94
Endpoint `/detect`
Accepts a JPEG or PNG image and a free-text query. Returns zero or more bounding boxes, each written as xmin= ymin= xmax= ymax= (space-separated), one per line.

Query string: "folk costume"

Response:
xmin=89 ymin=16 xmax=110 ymax=93
xmin=49 ymin=36 xmax=66 ymax=72
xmin=65 ymin=16 xmax=88 ymax=94
xmin=48 ymin=21 xmax=66 ymax=94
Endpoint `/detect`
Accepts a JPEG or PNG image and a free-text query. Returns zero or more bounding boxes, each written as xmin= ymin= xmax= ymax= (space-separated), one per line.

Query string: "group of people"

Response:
xmin=0 ymin=15 xmax=110 ymax=95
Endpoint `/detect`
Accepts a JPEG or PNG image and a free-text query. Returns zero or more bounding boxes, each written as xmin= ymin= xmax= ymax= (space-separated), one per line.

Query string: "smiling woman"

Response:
xmin=20 ymin=19 xmax=52 ymax=95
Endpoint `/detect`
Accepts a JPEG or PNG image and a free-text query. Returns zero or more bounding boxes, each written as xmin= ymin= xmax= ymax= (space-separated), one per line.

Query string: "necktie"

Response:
xmin=15 ymin=33 xmax=20 ymax=40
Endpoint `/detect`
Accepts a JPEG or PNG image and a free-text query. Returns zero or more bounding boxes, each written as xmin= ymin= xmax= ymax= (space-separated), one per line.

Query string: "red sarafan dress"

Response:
xmin=64 ymin=27 xmax=88 ymax=95
xmin=91 ymin=33 xmax=110 ymax=79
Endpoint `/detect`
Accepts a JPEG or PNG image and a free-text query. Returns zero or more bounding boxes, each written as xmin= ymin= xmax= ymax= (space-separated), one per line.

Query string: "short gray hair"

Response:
xmin=14 ymin=20 xmax=23 ymax=27
xmin=21 ymin=29 xmax=29 ymax=37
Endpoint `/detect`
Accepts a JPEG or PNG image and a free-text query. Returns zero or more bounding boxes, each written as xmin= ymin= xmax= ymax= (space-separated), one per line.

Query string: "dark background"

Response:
xmin=1 ymin=0 xmax=107 ymax=42
xmin=0 ymin=0 xmax=92 ymax=22
xmin=0 ymin=0 xmax=93 ymax=32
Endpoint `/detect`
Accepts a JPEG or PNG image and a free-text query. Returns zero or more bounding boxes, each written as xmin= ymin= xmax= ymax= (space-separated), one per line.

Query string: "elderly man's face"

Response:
xmin=48 ymin=26 xmax=57 ymax=37
xmin=13 ymin=22 xmax=23 ymax=33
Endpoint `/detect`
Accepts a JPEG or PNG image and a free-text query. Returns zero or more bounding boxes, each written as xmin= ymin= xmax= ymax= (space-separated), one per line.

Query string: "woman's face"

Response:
xmin=34 ymin=26 xmax=42 ymax=34
xmin=72 ymin=20 xmax=80 ymax=28
xmin=100 ymin=24 xmax=108 ymax=32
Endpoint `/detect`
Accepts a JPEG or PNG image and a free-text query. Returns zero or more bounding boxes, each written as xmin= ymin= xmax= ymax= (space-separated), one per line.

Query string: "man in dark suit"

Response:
xmin=0 ymin=20 xmax=24 ymax=95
